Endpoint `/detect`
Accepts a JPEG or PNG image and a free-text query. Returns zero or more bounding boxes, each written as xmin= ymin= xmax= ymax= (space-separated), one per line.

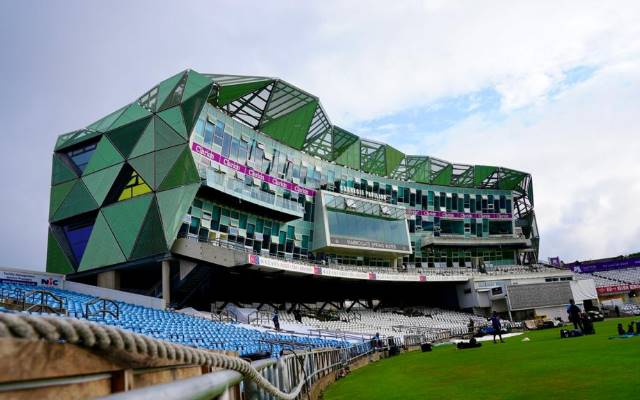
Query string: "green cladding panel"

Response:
xmin=154 ymin=116 xmax=186 ymax=151
xmin=334 ymin=139 xmax=361 ymax=169
xmin=109 ymin=102 xmax=152 ymax=132
xmin=51 ymin=154 xmax=78 ymax=185
xmin=154 ymin=145 xmax=186 ymax=190
xmin=474 ymin=166 xmax=497 ymax=186
xmin=385 ymin=145 xmax=405 ymax=176
xmin=46 ymin=229 xmax=75 ymax=274
xmin=129 ymin=118 xmax=155 ymax=158
xmin=157 ymin=183 xmax=200 ymax=246
xmin=182 ymin=70 xmax=213 ymax=103
xmin=155 ymin=71 xmax=187 ymax=112
xmin=217 ymin=79 xmax=272 ymax=106
xmin=260 ymin=100 xmax=317 ymax=150
xmin=432 ymin=164 xmax=454 ymax=186
xmin=52 ymin=180 xmax=98 ymax=222
xmin=107 ymin=117 xmax=152 ymax=159
xmin=130 ymin=198 xmax=168 ymax=260
xmin=102 ymin=193 xmax=153 ymax=258
xmin=181 ymin=85 xmax=212 ymax=135
xmin=82 ymin=163 xmax=123 ymax=207
xmin=49 ymin=180 xmax=76 ymax=220
xmin=158 ymin=106 xmax=188 ymax=140
xmin=87 ymin=105 xmax=127 ymax=133
xmin=78 ymin=212 xmax=126 ymax=271
xmin=158 ymin=147 xmax=200 ymax=191
xmin=129 ymin=153 xmax=156 ymax=189
xmin=83 ymin=136 xmax=124 ymax=175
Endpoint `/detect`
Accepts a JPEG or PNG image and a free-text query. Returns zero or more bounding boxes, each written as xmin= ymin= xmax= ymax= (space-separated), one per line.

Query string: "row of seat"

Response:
xmin=0 ymin=282 xmax=355 ymax=357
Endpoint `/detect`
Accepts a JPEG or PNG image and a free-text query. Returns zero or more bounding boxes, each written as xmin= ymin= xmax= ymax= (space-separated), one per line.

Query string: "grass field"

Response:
xmin=323 ymin=317 xmax=640 ymax=400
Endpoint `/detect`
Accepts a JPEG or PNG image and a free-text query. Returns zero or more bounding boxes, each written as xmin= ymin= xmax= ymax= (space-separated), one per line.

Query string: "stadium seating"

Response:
xmin=271 ymin=308 xmax=488 ymax=342
xmin=573 ymin=266 xmax=640 ymax=287
xmin=593 ymin=267 xmax=640 ymax=284
xmin=0 ymin=282 xmax=358 ymax=357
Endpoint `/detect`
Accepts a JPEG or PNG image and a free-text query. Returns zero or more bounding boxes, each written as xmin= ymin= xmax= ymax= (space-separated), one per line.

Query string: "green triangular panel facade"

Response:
xmin=334 ymin=139 xmax=361 ymax=170
xmin=82 ymin=163 xmax=123 ymax=207
xmin=182 ymin=70 xmax=213 ymax=102
xmin=499 ymin=170 xmax=526 ymax=190
xmin=159 ymin=72 xmax=188 ymax=112
xmin=154 ymin=145 xmax=186 ymax=189
xmin=130 ymin=198 xmax=168 ymax=260
xmin=260 ymin=100 xmax=317 ymax=150
xmin=158 ymin=148 xmax=200 ymax=191
xmin=218 ymin=79 xmax=272 ymax=106
xmin=158 ymin=106 xmax=188 ymax=139
xmin=109 ymin=102 xmax=152 ymax=132
xmin=154 ymin=116 xmax=185 ymax=151
xmin=54 ymin=131 xmax=81 ymax=151
xmin=78 ymin=212 xmax=126 ymax=271
xmin=129 ymin=153 xmax=156 ymax=189
xmin=52 ymin=154 xmax=78 ymax=185
xmin=385 ymin=146 xmax=405 ymax=176
xmin=432 ymin=164 xmax=453 ymax=186
xmin=102 ymin=193 xmax=153 ymax=258
xmin=55 ymin=130 xmax=102 ymax=151
xmin=181 ymin=85 xmax=212 ymax=135
xmin=83 ymin=136 xmax=125 ymax=175
xmin=156 ymin=71 xmax=186 ymax=112
xmin=52 ymin=180 xmax=98 ymax=222
xmin=46 ymin=230 xmax=75 ymax=274
xmin=87 ymin=105 xmax=127 ymax=133
xmin=129 ymin=118 xmax=155 ymax=158
xmin=49 ymin=180 xmax=76 ymax=220
xmin=157 ymin=183 xmax=200 ymax=246
xmin=107 ymin=117 xmax=152 ymax=159
xmin=474 ymin=166 xmax=497 ymax=186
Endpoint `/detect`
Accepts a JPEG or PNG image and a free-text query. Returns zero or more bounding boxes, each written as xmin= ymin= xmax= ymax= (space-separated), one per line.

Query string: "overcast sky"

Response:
xmin=1 ymin=1 xmax=639 ymax=271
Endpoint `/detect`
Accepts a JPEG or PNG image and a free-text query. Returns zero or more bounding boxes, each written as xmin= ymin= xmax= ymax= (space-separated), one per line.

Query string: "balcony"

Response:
xmin=420 ymin=233 xmax=531 ymax=248
xmin=204 ymin=171 xmax=305 ymax=221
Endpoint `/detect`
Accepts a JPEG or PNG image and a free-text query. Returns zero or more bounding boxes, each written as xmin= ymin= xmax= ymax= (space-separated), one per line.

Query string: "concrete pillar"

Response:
xmin=391 ymin=258 xmax=398 ymax=268
xmin=162 ymin=260 xmax=171 ymax=309
xmin=97 ymin=270 xmax=120 ymax=290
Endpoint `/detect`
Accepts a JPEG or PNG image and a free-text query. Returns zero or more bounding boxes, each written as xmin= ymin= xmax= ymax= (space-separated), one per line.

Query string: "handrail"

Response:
xmin=178 ymin=233 xmax=561 ymax=278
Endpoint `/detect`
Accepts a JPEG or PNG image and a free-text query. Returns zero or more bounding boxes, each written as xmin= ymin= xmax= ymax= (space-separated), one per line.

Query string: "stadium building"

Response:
xmin=46 ymin=69 xmax=574 ymax=314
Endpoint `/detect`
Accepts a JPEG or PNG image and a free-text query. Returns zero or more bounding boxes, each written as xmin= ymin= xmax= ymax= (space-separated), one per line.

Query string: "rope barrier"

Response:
xmin=0 ymin=312 xmax=305 ymax=400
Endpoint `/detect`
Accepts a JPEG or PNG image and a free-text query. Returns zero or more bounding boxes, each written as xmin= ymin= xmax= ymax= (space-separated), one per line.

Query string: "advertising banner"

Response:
xmin=329 ymin=237 xmax=411 ymax=252
xmin=568 ymin=258 xmax=640 ymax=273
xmin=0 ymin=269 xmax=64 ymax=288
xmin=596 ymin=284 xmax=640 ymax=295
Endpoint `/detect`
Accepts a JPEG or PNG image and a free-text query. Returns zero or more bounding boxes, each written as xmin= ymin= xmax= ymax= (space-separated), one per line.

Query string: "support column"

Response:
xmin=162 ymin=260 xmax=171 ymax=309
xmin=391 ymin=258 xmax=398 ymax=268
xmin=97 ymin=270 xmax=120 ymax=290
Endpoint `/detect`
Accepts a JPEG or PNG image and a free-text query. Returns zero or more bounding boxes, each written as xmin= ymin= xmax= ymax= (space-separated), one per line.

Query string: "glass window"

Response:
xmin=66 ymin=142 xmax=98 ymax=173
xmin=214 ymin=122 xmax=225 ymax=146
xmin=222 ymin=133 xmax=232 ymax=158
xmin=204 ymin=122 xmax=214 ymax=146
xmin=117 ymin=170 xmax=151 ymax=201
xmin=326 ymin=210 xmax=410 ymax=249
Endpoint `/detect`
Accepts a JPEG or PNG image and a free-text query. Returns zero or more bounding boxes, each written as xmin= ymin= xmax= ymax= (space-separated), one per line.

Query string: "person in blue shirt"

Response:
xmin=490 ymin=312 xmax=504 ymax=343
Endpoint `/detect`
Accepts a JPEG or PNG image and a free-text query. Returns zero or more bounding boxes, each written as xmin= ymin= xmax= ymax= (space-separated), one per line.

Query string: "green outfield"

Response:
xmin=324 ymin=317 xmax=640 ymax=400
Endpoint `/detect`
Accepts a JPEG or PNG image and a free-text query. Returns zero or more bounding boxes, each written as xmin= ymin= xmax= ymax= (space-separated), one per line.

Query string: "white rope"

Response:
xmin=0 ymin=313 xmax=305 ymax=400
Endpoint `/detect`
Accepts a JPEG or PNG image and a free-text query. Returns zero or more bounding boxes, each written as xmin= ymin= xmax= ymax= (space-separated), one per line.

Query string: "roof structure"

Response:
xmin=204 ymin=73 xmax=533 ymax=199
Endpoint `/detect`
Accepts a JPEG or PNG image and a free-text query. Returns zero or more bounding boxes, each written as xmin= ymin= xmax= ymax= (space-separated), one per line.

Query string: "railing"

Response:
xmin=207 ymin=171 xmax=304 ymax=215
xmin=178 ymin=233 xmax=562 ymax=278
xmin=22 ymin=290 xmax=67 ymax=316
xmin=84 ymin=297 xmax=120 ymax=320
xmin=100 ymin=344 xmax=374 ymax=400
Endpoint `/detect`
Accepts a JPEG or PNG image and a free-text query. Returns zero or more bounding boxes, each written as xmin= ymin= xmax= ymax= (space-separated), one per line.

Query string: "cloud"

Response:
xmin=0 ymin=1 xmax=639 ymax=269
xmin=410 ymin=61 xmax=640 ymax=261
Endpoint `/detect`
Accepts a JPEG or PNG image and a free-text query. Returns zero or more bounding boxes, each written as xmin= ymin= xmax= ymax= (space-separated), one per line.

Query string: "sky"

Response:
xmin=1 ymin=1 xmax=639 ymax=271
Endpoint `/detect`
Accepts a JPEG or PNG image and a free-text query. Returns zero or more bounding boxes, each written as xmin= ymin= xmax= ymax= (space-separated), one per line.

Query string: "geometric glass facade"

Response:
xmin=47 ymin=69 xmax=539 ymax=275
